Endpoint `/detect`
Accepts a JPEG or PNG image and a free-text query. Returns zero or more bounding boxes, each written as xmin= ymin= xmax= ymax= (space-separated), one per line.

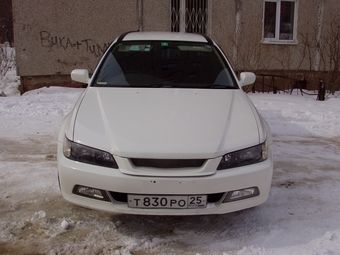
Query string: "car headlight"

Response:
xmin=217 ymin=141 xmax=268 ymax=170
xmin=63 ymin=136 xmax=118 ymax=168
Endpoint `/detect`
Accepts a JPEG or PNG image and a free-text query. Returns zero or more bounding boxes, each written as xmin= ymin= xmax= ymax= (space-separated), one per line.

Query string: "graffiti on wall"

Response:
xmin=40 ymin=30 xmax=111 ymax=57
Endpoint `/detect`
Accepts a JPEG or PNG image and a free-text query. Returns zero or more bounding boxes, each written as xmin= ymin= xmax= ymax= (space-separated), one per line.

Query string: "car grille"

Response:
xmin=109 ymin=192 xmax=225 ymax=203
xmin=130 ymin=158 xmax=206 ymax=168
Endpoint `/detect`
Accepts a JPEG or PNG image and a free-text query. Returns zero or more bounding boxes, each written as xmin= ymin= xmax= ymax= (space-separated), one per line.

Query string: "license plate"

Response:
xmin=128 ymin=195 xmax=207 ymax=209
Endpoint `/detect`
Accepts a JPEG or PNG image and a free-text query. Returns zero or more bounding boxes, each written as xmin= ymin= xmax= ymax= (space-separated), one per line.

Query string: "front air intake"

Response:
xmin=130 ymin=158 xmax=206 ymax=169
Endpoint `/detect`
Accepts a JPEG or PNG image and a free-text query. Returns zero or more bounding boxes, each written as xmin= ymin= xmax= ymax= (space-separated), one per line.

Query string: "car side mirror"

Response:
xmin=71 ymin=69 xmax=90 ymax=84
xmin=239 ymin=72 xmax=256 ymax=87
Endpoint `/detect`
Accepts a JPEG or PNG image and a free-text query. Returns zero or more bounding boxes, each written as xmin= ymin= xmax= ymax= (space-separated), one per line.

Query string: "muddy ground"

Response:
xmin=1 ymin=133 xmax=340 ymax=255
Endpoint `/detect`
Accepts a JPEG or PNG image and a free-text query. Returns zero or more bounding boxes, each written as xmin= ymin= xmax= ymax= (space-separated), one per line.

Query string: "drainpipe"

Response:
xmin=137 ymin=0 xmax=143 ymax=31
xmin=314 ymin=0 xmax=324 ymax=71
xmin=233 ymin=0 xmax=242 ymax=69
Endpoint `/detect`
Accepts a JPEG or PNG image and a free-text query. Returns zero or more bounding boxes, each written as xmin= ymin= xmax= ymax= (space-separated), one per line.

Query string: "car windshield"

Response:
xmin=92 ymin=41 xmax=237 ymax=89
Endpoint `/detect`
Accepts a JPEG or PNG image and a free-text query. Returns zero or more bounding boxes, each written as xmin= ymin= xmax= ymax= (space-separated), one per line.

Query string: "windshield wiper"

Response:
xmin=202 ymin=84 xmax=236 ymax=89
xmin=129 ymin=84 xmax=174 ymax=88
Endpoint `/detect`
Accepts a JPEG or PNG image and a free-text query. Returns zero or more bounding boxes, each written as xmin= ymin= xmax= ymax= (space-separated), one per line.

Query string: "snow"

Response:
xmin=1 ymin=67 xmax=340 ymax=254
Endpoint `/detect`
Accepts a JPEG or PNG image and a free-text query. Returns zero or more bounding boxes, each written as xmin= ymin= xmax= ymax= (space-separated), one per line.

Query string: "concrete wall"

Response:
xmin=13 ymin=1 xmax=139 ymax=76
xmin=212 ymin=0 xmax=323 ymax=72
xmin=12 ymin=0 xmax=340 ymax=91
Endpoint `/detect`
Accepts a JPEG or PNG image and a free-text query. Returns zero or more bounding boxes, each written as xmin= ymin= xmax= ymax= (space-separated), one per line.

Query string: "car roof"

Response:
xmin=121 ymin=31 xmax=210 ymax=43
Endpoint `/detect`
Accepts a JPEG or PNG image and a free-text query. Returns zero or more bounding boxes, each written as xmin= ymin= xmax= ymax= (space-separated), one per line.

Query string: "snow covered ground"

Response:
xmin=0 ymin=69 xmax=340 ymax=255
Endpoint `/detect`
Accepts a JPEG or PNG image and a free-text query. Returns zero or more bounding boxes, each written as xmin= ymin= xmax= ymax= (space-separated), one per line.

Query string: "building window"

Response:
xmin=171 ymin=0 xmax=209 ymax=35
xmin=263 ymin=0 xmax=297 ymax=43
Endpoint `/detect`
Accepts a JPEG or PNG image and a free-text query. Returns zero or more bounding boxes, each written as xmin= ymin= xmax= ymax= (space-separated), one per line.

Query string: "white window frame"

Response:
xmin=262 ymin=0 xmax=298 ymax=44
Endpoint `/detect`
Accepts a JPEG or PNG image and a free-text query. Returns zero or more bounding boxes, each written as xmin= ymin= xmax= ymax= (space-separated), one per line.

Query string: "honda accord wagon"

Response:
xmin=57 ymin=31 xmax=273 ymax=215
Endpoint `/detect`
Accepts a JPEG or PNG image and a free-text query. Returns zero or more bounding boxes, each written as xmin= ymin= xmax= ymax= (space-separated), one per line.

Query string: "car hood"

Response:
xmin=73 ymin=87 xmax=261 ymax=159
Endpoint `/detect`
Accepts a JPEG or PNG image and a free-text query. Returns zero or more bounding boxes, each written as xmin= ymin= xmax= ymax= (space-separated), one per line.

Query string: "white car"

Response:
xmin=57 ymin=31 xmax=273 ymax=215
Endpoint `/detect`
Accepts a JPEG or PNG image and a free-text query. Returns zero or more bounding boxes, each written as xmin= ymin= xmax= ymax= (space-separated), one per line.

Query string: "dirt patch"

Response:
xmin=0 ymin=136 xmax=57 ymax=163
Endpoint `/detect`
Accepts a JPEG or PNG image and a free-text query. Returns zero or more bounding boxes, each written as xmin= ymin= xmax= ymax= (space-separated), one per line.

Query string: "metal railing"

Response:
xmin=247 ymin=73 xmax=339 ymax=100
xmin=171 ymin=0 xmax=208 ymax=34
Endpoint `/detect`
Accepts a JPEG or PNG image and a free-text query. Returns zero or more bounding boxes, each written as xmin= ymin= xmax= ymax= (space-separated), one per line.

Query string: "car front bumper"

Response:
xmin=57 ymin=145 xmax=273 ymax=216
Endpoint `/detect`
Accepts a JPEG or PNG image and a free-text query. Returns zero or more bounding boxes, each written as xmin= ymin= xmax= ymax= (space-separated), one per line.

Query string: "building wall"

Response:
xmin=13 ymin=0 xmax=140 ymax=76
xmin=211 ymin=0 xmax=340 ymax=92
xmin=12 ymin=0 xmax=340 ymax=91
xmin=212 ymin=0 xmax=320 ymax=72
